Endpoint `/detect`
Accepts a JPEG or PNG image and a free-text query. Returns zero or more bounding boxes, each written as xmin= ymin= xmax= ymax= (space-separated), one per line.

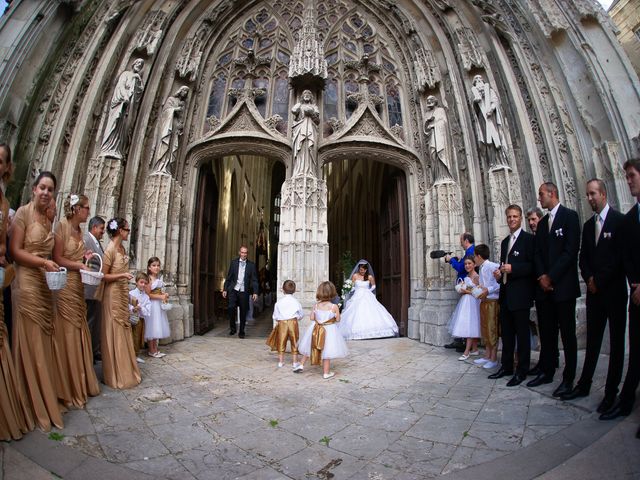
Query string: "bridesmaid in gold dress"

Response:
xmin=99 ymin=217 xmax=140 ymax=389
xmin=9 ymin=171 xmax=65 ymax=431
xmin=0 ymin=143 xmax=34 ymax=440
xmin=52 ymin=193 xmax=100 ymax=407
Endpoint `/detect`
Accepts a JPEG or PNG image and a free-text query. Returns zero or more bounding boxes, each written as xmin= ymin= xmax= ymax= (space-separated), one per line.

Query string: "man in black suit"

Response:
xmin=490 ymin=204 xmax=535 ymax=386
xmin=527 ymin=182 xmax=581 ymax=398
xmin=600 ymin=159 xmax=640 ymax=440
xmin=222 ymin=245 xmax=258 ymax=338
xmin=561 ymin=179 xmax=626 ymax=414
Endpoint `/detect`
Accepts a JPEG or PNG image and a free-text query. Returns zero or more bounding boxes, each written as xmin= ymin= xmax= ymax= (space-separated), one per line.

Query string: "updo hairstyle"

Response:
xmin=63 ymin=193 xmax=88 ymax=219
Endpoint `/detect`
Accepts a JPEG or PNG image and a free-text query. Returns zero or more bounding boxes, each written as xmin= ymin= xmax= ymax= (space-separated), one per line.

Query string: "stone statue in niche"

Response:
xmin=100 ymin=58 xmax=145 ymax=159
xmin=150 ymin=86 xmax=190 ymax=176
xmin=424 ymin=95 xmax=453 ymax=183
xmin=291 ymin=89 xmax=320 ymax=177
xmin=471 ymin=75 xmax=509 ymax=168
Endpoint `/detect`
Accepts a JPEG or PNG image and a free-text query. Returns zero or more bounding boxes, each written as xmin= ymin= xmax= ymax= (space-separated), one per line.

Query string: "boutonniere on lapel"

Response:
xmin=512 ymin=250 xmax=520 ymax=256
xmin=554 ymin=228 xmax=563 ymax=237
xmin=603 ymin=232 xmax=612 ymax=239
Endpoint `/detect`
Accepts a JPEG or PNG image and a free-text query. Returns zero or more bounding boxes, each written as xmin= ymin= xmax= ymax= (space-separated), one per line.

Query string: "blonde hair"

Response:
xmin=315 ymin=281 xmax=337 ymax=302
xmin=63 ymin=193 xmax=88 ymax=219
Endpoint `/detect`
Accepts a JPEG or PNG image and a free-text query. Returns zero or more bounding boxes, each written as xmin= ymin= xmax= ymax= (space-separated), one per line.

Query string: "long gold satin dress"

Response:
xmin=0 ymin=195 xmax=35 ymax=440
xmin=100 ymin=242 xmax=140 ymax=389
xmin=11 ymin=202 xmax=65 ymax=431
xmin=53 ymin=219 xmax=100 ymax=407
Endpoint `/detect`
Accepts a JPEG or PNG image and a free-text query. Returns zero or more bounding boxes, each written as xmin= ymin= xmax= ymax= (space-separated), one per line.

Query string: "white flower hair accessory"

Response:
xmin=109 ymin=219 xmax=118 ymax=230
xmin=69 ymin=194 xmax=80 ymax=206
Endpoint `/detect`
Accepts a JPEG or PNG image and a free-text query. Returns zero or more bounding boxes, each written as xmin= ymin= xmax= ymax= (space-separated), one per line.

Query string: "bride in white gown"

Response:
xmin=338 ymin=260 xmax=399 ymax=340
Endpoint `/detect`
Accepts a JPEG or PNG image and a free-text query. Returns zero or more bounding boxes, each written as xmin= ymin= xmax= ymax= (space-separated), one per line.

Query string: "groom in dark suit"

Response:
xmin=528 ymin=182 xmax=581 ymax=398
xmin=561 ymin=179 xmax=626 ymax=414
xmin=600 ymin=159 xmax=640 ymax=440
xmin=223 ymin=245 xmax=258 ymax=338
xmin=490 ymin=204 xmax=535 ymax=386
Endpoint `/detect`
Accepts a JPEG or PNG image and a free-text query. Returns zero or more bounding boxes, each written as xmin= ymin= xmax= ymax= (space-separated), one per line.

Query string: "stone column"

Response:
xmin=84 ymin=155 xmax=125 ymax=220
xmin=138 ymin=172 xmax=191 ymax=341
xmin=277 ymin=175 xmax=329 ymax=311
xmin=415 ymin=180 xmax=465 ymax=344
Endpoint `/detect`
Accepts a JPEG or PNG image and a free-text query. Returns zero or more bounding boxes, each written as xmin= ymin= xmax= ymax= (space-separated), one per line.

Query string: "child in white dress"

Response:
xmin=447 ymin=256 xmax=481 ymax=360
xmin=145 ymin=257 xmax=170 ymax=358
xmin=294 ymin=281 xmax=349 ymax=379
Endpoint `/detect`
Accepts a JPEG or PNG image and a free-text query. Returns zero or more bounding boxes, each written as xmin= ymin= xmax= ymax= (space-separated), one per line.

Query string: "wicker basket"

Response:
xmin=129 ymin=313 xmax=140 ymax=326
xmin=81 ymin=253 xmax=104 ymax=286
xmin=160 ymin=302 xmax=173 ymax=311
xmin=45 ymin=267 xmax=67 ymax=290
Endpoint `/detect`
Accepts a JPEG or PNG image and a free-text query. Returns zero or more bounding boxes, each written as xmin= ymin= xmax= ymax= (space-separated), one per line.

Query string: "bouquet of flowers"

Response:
xmin=341 ymin=279 xmax=354 ymax=298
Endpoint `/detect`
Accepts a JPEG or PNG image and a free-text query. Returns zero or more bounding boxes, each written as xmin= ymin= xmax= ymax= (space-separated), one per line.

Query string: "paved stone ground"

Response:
xmin=1 ymin=308 xmax=639 ymax=479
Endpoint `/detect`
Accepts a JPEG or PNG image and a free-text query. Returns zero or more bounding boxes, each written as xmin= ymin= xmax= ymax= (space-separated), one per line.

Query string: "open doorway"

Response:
xmin=325 ymin=159 xmax=409 ymax=335
xmin=191 ymin=155 xmax=285 ymax=336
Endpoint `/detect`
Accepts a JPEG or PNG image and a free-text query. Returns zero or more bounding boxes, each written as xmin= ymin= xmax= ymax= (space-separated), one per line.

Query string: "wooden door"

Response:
xmin=379 ymin=171 xmax=409 ymax=336
xmin=192 ymin=166 xmax=218 ymax=335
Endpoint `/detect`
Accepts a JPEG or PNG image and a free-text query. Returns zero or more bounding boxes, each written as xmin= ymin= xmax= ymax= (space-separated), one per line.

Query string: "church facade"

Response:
xmin=0 ymin=0 xmax=639 ymax=345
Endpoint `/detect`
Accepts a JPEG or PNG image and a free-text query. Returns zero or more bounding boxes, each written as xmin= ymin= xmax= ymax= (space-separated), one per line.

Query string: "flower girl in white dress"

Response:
xmin=448 ymin=256 xmax=481 ymax=360
xmin=295 ymin=281 xmax=349 ymax=379
xmin=339 ymin=260 xmax=399 ymax=340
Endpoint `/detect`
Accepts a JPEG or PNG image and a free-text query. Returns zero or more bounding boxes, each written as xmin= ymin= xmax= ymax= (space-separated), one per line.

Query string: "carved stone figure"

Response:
xmin=100 ymin=58 xmax=145 ymax=159
xmin=150 ymin=86 xmax=190 ymax=176
xmin=291 ymin=90 xmax=320 ymax=177
xmin=471 ymin=75 xmax=509 ymax=168
xmin=424 ymin=95 xmax=453 ymax=183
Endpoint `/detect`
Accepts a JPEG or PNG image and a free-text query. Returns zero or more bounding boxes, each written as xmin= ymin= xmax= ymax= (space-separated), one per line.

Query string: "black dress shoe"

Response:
xmin=599 ymin=401 xmax=632 ymax=420
xmin=552 ymin=381 xmax=574 ymax=398
xmin=526 ymin=373 xmax=554 ymax=388
xmin=444 ymin=341 xmax=461 ymax=349
xmin=560 ymin=386 xmax=589 ymax=401
xmin=238 ymin=333 xmax=245 ymax=339
xmin=506 ymin=373 xmax=526 ymax=387
xmin=229 ymin=330 xmax=237 ymax=336
xmin=597 ymin=395 xmax=616 ymax=414
xmin=527 ymin=365 xmax=542 ymax=376
xmin=488 ymin=367 xmax=513 ymax=379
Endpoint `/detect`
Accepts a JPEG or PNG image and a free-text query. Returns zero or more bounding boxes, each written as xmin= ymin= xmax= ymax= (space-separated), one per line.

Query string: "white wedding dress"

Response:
xmin=338 ymin=280 xmax=399 ymax=340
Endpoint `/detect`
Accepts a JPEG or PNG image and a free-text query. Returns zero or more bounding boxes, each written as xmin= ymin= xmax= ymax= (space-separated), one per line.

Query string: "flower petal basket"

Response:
xmin=45 ymin=267 xmax=68 ymax=291
xmin=81 ymin=253 xmax=104 ymax=286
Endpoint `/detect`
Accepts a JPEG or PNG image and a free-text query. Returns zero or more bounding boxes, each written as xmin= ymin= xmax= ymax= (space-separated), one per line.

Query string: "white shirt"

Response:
xmin=508 ymin=227 xmax=522 ymax=250
xmin=129 ymin=288 xmax=151 ymax=318
xmin=596 ymin=203 xmax=610 ymax=225
xmin=479 ymin=260 xmax=500 ymax=300
xmin=235 ymin=260 xmax=246 ymax=292
xmin=272 ymin=294 xmax=304 ymax=321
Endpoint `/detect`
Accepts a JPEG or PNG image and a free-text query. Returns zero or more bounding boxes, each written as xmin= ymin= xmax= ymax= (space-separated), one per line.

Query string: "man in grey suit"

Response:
xmin=84 ymin=216 xmax=105 ymax=362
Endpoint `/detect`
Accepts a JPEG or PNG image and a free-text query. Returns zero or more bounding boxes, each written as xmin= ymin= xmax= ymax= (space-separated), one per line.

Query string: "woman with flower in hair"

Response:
xmin=10 ymin=171 xmax=64 ymax=431
xmin=0 ymin=143 xmax=34 ymax=439
xmin=99 ymin=217 xmax=140 ymax=389
xmin=52 ymin=193 xmax=100 ymax=406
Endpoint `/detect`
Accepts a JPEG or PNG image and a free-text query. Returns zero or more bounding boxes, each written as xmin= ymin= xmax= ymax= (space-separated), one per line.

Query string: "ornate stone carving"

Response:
xmin=471 ymin=75 xmax=510 ymax=169
xmin=288 ymin=0 xmax=327 ymax=83
xmin=265 ymin=114 xmax=283 ymax=130
xmin=424 ymin=95 xmax=454 ymax=184
xmin=100 ymin=58 xmax=145 ymax=159
xmin=133 ymin=10 xmax=167 ymax=56
xmin=431 ymin=0 xmax=453 ymax=11
xmin=207 ymin=115 xmax=221 ymax=131
xmin=470 ymin=0 xmax=513 ymax=39
xmin=454 ymin=28 xmax=484 ymax=71
xmin=414 ymin=48 xmax=441 ymax=93
xmin=234 ymin=49 xmax=272 ymax=79
xmin=390 ymin=124 xmax=404 ymax=141
xmin=228 ymin=87 xmax=267 ymax=102
xmin=347 ymin=91 xmax=384 ymax=108
xmin=328 ymin=117 xmax=344 ymax=134
xmin=344 ymin=54 xmax=381 ymax=83
xmin=150 ymin=86 xmax=189 ymax=176
xmin=291 ymin=90 xmax=320 ymax=177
